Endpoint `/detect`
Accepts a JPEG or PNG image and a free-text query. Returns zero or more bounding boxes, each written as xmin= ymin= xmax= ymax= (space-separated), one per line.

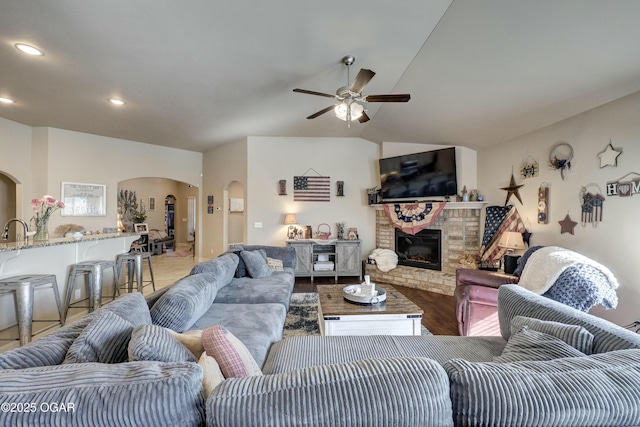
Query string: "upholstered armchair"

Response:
xmin=455 ymin=245 xmax=620 ymax=336
xmin=454 ymin=268 xmax=519 ymax=336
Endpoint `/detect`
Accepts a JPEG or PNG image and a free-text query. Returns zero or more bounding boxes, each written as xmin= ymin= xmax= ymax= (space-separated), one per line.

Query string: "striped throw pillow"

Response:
xmin=202 ymin=325 xmax=262 ymax=378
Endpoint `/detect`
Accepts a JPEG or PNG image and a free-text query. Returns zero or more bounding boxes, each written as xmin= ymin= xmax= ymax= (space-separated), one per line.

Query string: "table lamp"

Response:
xmin=283 ymin=213 xmax=298 ymax=239
xmin=498 ymin=231 xmax=525 ymax=274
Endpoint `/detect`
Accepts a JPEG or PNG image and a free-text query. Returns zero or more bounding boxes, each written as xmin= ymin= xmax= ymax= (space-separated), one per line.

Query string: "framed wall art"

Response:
xmin=61 ymin=182 xmax=107 ymax=216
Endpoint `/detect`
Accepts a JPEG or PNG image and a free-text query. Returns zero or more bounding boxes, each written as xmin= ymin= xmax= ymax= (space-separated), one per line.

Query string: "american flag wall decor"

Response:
xmin=293 ymin=176 xmax=331 ymax=202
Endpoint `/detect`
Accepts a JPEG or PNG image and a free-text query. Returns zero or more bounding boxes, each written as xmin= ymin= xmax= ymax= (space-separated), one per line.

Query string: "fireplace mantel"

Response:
xmin=371 ymin=201 xmax=486 ymax=210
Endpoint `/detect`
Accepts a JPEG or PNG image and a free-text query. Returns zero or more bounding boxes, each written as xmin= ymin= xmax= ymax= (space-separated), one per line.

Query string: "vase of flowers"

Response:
xmin=31 ymin=195 xmax=65 ymax=242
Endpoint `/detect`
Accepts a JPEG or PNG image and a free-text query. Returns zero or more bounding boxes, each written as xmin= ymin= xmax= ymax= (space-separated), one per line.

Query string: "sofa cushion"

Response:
xmin=240 ymin=250 xmax=272 ymax=278
xmin=213 ymin=272 xmax=294 ymax=310
xmin=63 ymin=311 xmax=134 ymax=364
xmin=202 ymin=325 xmax=262 ymax=378
xmin=188 ymin=252 xmax=239 ymax=283
xmin=0 ymin=292 xmax=150 ymax=369
xmin=263 ymin=335 xmax=507 ymax=375
xmin=498 ymin=284 xmax=640 ymax=354
xmin=493 ymin=326 xmax=585 ymax=363
xmin=208 ymin=357 xmax=454 ymax=427
xmin=191 ymin=302 xmax=287 ymax=368
xmin=150 ymin=272 xmax=222 ymax=332
xmin=267 ymin=257 xmax=284 ymax=271
xmin=128 ymin=324 xmax=197 ymax=363
xmin=0 ymin=361 xmax=205 ymax=427
xmin=166 ymin=328 xmax=205 ymax=358
xmin=240 ymin=244 xmax=297 ymax=269
xmin=444 ymin=349 xmax=640 ymax=427
xmin=199 ymin=351 xmax=226 ymax=397
xmin=510 ymin=315 xmax=594 ymax=354
xmin=0 ymin=315 xmax=94 ymax=369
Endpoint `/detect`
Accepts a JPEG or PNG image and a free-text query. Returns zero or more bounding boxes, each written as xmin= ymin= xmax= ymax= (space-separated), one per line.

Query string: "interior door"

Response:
xmin=187 ymin=196 xmax=196 ymax=242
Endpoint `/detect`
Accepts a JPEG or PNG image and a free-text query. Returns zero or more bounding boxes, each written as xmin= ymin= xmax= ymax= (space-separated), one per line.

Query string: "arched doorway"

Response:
xmin=165 ymin=195 xmax=176 ymax=238
xmin=0 ymin=171 xmax=18 ymax=241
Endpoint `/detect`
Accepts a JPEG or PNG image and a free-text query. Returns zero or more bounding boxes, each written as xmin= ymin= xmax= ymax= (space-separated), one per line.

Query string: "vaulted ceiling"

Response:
xmin=1 ymin=1 xmax=640 ymax=153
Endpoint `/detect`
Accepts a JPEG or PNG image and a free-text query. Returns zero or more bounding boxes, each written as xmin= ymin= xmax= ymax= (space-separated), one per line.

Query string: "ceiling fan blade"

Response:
xmin=293 ymin=88 xmax=337 ymax=99
xmin=349 ymin=69 xmax=375 ymax=94
xmin=363 ymin=94 xmax=411 ymax=102
xmin=358 ymin=112 xmax=370 ymax=123
xmin=307 ymin=105 xmax=336 ymax=119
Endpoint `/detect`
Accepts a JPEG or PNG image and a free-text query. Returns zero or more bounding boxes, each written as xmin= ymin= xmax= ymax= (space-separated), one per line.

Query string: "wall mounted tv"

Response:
xmin=379 ymin=147 xmax=457 ymax=201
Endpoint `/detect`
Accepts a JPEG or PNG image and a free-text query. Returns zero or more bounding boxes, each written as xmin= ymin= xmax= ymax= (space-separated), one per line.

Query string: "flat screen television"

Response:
xmin=379 ymin=147 xmax=457 ymax=200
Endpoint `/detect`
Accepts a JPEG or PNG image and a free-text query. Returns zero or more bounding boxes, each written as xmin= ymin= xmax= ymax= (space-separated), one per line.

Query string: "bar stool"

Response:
xmin=115 ymin=252 xmax=156 ymax=295
xmin=63 ymin=260 xmax=118 ymax=323
xmin=0 ymin=274 xmax=64 ymax=346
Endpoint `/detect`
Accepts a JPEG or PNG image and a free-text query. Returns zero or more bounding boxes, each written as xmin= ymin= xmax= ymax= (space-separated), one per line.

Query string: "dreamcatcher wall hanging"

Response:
xmin=580 ymin=184 xmax=605 ymax=227
xmin=549 ymin=142 xmax=573 ymax=180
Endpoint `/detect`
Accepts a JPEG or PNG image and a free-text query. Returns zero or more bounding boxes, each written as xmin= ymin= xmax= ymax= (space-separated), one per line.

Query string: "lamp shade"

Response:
xmin=283 ymin=213 xmax=298 ymax=225
xmin=497 ymin=231 xmax=525 ymax=250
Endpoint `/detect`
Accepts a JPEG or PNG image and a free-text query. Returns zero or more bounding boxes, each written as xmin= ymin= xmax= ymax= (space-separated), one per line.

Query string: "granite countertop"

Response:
xmin=0 ymin=232 xmax=140 ymax=252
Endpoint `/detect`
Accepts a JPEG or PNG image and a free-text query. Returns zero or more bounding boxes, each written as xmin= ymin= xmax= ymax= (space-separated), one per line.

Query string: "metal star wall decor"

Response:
xmin=501 ymin=172 xmax=524 ymax=205
xmin=558 ymin=214 xmax=578 ymax=235
xmin=598 ymin=140 xmax=622 ymax=168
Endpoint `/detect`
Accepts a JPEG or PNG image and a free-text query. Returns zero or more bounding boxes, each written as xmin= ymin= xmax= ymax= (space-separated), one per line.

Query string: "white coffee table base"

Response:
xmin=318 ymin=305 xmax=422 ymax=336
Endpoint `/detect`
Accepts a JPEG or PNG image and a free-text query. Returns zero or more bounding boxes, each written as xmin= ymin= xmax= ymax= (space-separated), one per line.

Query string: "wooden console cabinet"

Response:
xmin=286 ymin=239 xmax=362 ymax=283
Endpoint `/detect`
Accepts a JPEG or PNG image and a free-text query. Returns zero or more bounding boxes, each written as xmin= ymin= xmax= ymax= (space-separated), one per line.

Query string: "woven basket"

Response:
xmin=315 ymin=223 xmax=332 ymax=240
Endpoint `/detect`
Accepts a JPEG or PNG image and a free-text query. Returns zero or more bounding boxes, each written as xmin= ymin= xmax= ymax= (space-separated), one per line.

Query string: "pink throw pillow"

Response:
xmin=201 ymin=325 xmax=261 ymax=378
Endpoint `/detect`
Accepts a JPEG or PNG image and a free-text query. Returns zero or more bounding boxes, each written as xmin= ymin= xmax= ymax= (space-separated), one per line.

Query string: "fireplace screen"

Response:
xmin=395 ymin=228 xmax=442 ymax=271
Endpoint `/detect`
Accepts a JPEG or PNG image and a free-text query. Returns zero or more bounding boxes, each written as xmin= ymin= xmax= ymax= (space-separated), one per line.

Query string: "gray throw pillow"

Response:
xmin=128 ymin=324 xmax=197 ymax=363
xmin=493 ymin=326 xmax=585 ymax=363
xmin=240 ymin=250 xmax=272 ymax=279
xmin=510 ymin=315 xmax=594 ymax=354
xmin=445 ymin=349 xmax=640 ymax=427
xmin=64 ymin=310 xmax=134 ymax=364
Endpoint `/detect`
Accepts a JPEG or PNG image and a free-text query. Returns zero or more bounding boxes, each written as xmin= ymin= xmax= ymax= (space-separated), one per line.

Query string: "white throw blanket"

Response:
xmin=369 ymin=248 xmax=398 ymax=273
xmin=519 ymin=246 xmax=619 ymax=295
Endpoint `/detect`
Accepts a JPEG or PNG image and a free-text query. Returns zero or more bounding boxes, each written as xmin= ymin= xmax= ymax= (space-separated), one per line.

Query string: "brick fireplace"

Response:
xmin=364 ymin=203 xmax=483 ymax=295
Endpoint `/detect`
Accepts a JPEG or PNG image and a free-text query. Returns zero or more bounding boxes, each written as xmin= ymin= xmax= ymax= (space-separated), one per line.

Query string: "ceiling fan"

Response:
xmin=293 ymin=55 xmax=411 ymax=127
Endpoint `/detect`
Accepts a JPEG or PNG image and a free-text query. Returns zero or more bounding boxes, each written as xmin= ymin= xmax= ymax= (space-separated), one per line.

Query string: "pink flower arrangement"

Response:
xmin=31 ymin=195 xmax=65 ymax=222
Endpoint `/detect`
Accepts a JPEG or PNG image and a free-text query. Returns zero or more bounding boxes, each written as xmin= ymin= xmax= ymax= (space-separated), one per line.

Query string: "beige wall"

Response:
xmin=245 ymin=136 xmax=380 ymax=257
xmin=478 ymin=90 xmax=640 ymax=326
xmin=202 ymin=139 xmax=247 ymax=256
xmin=0 ymin=117 xmax=32 ymax=221
xmin=0 ymin=120 xmax=203 ymax=248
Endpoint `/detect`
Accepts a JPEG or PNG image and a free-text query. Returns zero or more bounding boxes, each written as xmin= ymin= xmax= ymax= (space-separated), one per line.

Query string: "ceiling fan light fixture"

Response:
xmin=15 ymin=43 xmax=44 ymax=56
xmin=334 ymin=101 xmax=364 ymax=121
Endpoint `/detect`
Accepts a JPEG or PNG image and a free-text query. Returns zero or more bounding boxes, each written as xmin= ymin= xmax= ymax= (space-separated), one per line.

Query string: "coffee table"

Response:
xmin=317 ymin=284 xmax=423 ymax=336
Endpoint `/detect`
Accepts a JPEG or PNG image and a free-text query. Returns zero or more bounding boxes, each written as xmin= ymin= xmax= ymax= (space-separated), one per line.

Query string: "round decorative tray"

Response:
xmin=343 ymin=285 xmax=387 ymax=305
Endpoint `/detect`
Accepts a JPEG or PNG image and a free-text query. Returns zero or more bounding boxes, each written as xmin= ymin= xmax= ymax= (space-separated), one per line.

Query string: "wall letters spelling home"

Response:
xmin=606 ymin=172 xmax=640 ymax=197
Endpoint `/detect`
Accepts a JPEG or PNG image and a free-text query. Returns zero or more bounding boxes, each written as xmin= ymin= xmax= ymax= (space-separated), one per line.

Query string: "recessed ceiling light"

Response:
xmin=15 ymin=43 xmax=44 ymax=56
xmin=0 ymin=97 xmax=15 ymax=104
xmin=109 ymin=98 xmax=125 ymax=106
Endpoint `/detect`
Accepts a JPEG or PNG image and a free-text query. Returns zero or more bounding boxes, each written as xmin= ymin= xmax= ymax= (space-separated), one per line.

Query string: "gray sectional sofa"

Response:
xmin=1 ymin=243 xmax=640 ymax=427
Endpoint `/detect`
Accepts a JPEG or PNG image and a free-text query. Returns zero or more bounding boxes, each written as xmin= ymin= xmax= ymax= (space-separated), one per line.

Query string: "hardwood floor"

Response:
xmin=294 ymin=277 xmax=459 ymax=336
